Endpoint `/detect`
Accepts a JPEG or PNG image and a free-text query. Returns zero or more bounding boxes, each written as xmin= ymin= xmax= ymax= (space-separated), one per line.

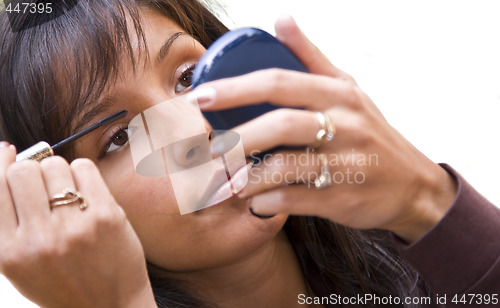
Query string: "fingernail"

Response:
xmin=0 ymin=141 xmax=9 ymax=148
xmin=248 ymin=193 xmax=278 ymax=218
xmin=9 ymin=144 xmax=16 ymax=153
xmin=231 ymin=163 xmax=252 ymax=194
xmin=210 ymin=130 xmax=241 ymax=158
xmin=189 ymin=88 xmax=216 ymax=109
xmin=249 ymin=207 xmax=276 ymax=220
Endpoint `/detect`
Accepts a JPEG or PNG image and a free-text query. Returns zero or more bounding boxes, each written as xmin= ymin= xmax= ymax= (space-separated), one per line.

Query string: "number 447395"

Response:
xmin=451 ymin=294 xmax=498 ymax=305
xmin=5 ymin=2 xmax=53 ymax=14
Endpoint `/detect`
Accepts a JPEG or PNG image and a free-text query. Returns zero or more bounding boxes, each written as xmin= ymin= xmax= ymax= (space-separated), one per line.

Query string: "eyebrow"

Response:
xmin=72 ymin=97 xmax=117 ymax=135
xmin=157 ymin=32 xmax=185 ymax=64
xmin=72 ymin=32 xmax=185 ymax=135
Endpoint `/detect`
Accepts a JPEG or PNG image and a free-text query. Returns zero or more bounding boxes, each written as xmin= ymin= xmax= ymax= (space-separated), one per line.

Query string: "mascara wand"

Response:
xmin=16 ymin=110 xmax=128 ymax=162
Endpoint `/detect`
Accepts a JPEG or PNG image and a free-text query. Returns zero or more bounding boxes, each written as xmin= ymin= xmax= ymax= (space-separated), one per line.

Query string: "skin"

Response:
xmin=0 ymin=8 xmax=307 ymax=308
xmin=73 ymin=9 xmax=289 ymax=274
xmin=196 ymin=15 xmax=458 ymax=243
xmin=0 ymin=8 xmax=457 ymax=308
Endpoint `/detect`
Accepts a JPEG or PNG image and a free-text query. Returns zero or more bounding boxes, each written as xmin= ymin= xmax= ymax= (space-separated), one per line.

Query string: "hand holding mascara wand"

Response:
xmin=15 ymin=110 xmax=128 ymax=161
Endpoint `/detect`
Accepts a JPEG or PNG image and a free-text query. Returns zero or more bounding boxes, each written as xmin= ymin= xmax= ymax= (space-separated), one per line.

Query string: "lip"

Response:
xmin=198 ymin=161 xmax=252 ymax=210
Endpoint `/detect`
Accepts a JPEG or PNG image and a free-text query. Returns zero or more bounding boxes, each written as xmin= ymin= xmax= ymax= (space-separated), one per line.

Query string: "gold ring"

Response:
xmin=312 ymin=112 xmax=336 ymax=149
xmin=49 ymin=188 xmax=88 ymax=211
xmin=314 ymin=153 xmax=332 ymax=190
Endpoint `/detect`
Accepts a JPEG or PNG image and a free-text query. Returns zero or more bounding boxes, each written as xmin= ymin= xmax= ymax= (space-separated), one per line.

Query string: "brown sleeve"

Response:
xmin=393 ymin=164 xmax=500 ymax=296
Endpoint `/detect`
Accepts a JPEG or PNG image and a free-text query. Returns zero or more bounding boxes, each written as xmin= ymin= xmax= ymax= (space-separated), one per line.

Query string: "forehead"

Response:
xmin=109 ymin=7 xmax=185 ymax=80
xmin=72 ymin=8 xmax=189 ymax=131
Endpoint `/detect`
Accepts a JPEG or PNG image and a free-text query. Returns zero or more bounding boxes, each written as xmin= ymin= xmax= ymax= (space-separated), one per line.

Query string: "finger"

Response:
xmin=195 ymin=69 xmax=355 ymax=111
xmin=248 ymin=184 xmax=329 ymax=218
xmin=239 ymin=149 xmax=322 ymax=198
xmin=40 ymin=156 xmax=79 ymax=219
xmin=0 ymin=142 xmax=18 ymax=234
xmin=232 ymin=109 xmax=326 ymax=155
xmin=6 ymin=160 xmax=51 ymax=228
xmin=70 ymin=159 xmax=118 ymax=214
xmin=274 ymin=15 xmax=353 ymax=82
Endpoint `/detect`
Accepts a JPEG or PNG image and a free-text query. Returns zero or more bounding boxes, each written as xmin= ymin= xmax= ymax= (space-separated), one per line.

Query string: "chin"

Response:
xmin=193 ymin=195 xmax=288 ymax=229
xmin=153 ymin=196 xmax=288 ymax=272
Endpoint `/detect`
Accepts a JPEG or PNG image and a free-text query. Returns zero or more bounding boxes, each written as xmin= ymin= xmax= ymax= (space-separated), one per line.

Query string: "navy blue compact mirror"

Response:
xmin=192 ymin=28 xmax=308 ymax=130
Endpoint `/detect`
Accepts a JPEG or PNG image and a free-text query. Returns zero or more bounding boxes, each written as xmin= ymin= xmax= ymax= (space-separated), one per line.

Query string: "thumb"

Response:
xmin=275 ymin=15 xmax=348 ymax=79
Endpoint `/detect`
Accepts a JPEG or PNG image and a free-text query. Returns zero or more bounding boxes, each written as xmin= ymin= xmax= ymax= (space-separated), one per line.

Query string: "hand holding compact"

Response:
xmin=195 ymin=16 xmax=457 ymax=243
xmin=0 ymin=145 xmax=155 ymax=308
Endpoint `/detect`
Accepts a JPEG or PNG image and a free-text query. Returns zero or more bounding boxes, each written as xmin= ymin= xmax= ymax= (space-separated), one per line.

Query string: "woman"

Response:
xmin=0 ymin=1 xmax=498 ymax=307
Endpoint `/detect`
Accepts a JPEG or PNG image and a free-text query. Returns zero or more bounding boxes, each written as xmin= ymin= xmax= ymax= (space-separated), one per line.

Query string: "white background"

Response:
xmin=1 ymin=1 xmax=500 ymax=306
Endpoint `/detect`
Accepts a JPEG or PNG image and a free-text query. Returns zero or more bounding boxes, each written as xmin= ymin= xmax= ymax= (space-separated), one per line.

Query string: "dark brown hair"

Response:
xmin=0 ymin=1 xmax=427 ymax=307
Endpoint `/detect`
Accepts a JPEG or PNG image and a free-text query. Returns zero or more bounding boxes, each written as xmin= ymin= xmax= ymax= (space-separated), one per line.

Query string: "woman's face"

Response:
xmin=71 ymin=8 xmax=287 ymax=272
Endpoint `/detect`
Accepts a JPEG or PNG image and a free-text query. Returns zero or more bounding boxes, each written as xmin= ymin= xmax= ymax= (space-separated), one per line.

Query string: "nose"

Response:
xmin=164 ymin=133 xmax=212 ymax=173
xmin=163 ymin=129 xmax=242 ymax=172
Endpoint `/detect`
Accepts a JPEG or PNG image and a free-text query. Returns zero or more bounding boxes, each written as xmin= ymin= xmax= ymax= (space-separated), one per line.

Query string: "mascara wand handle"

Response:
xmin=15 ymin=141 xmax=54 ymax=162
xmin=14 ymin=110 xmax=128 ymax=162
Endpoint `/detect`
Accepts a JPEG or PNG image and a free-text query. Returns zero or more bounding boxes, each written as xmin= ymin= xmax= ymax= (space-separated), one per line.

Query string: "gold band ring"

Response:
xmin=49 ymin=188 xmax=88 ymax=211
xmin=314 ymin=153 xmax=332 ymax=190
xmin=312 ymin=112 xmax=336 ymax=149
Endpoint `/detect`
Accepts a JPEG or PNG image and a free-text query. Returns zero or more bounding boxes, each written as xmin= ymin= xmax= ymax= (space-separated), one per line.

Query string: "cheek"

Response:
xmin=98 ymin=153 xmax=183 ymax=254
xmin=97 ymin=152 xmax=288 ymax=272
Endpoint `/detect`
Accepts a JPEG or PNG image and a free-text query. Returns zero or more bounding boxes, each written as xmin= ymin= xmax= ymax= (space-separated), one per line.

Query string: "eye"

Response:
xmin=104 ymin=127 xmax=129 ymax=155
xmin=175 ymin=63 xmax=196 ymax=94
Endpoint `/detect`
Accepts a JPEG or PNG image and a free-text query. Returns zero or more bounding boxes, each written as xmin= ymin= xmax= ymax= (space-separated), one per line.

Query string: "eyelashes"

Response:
xmin=101 ymin=125 xmax=130 ymax=158
xmin=175 ymin=63 xmax=196 ymax=94
xmin=100 ymin=62 xmax=197 ymax=159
